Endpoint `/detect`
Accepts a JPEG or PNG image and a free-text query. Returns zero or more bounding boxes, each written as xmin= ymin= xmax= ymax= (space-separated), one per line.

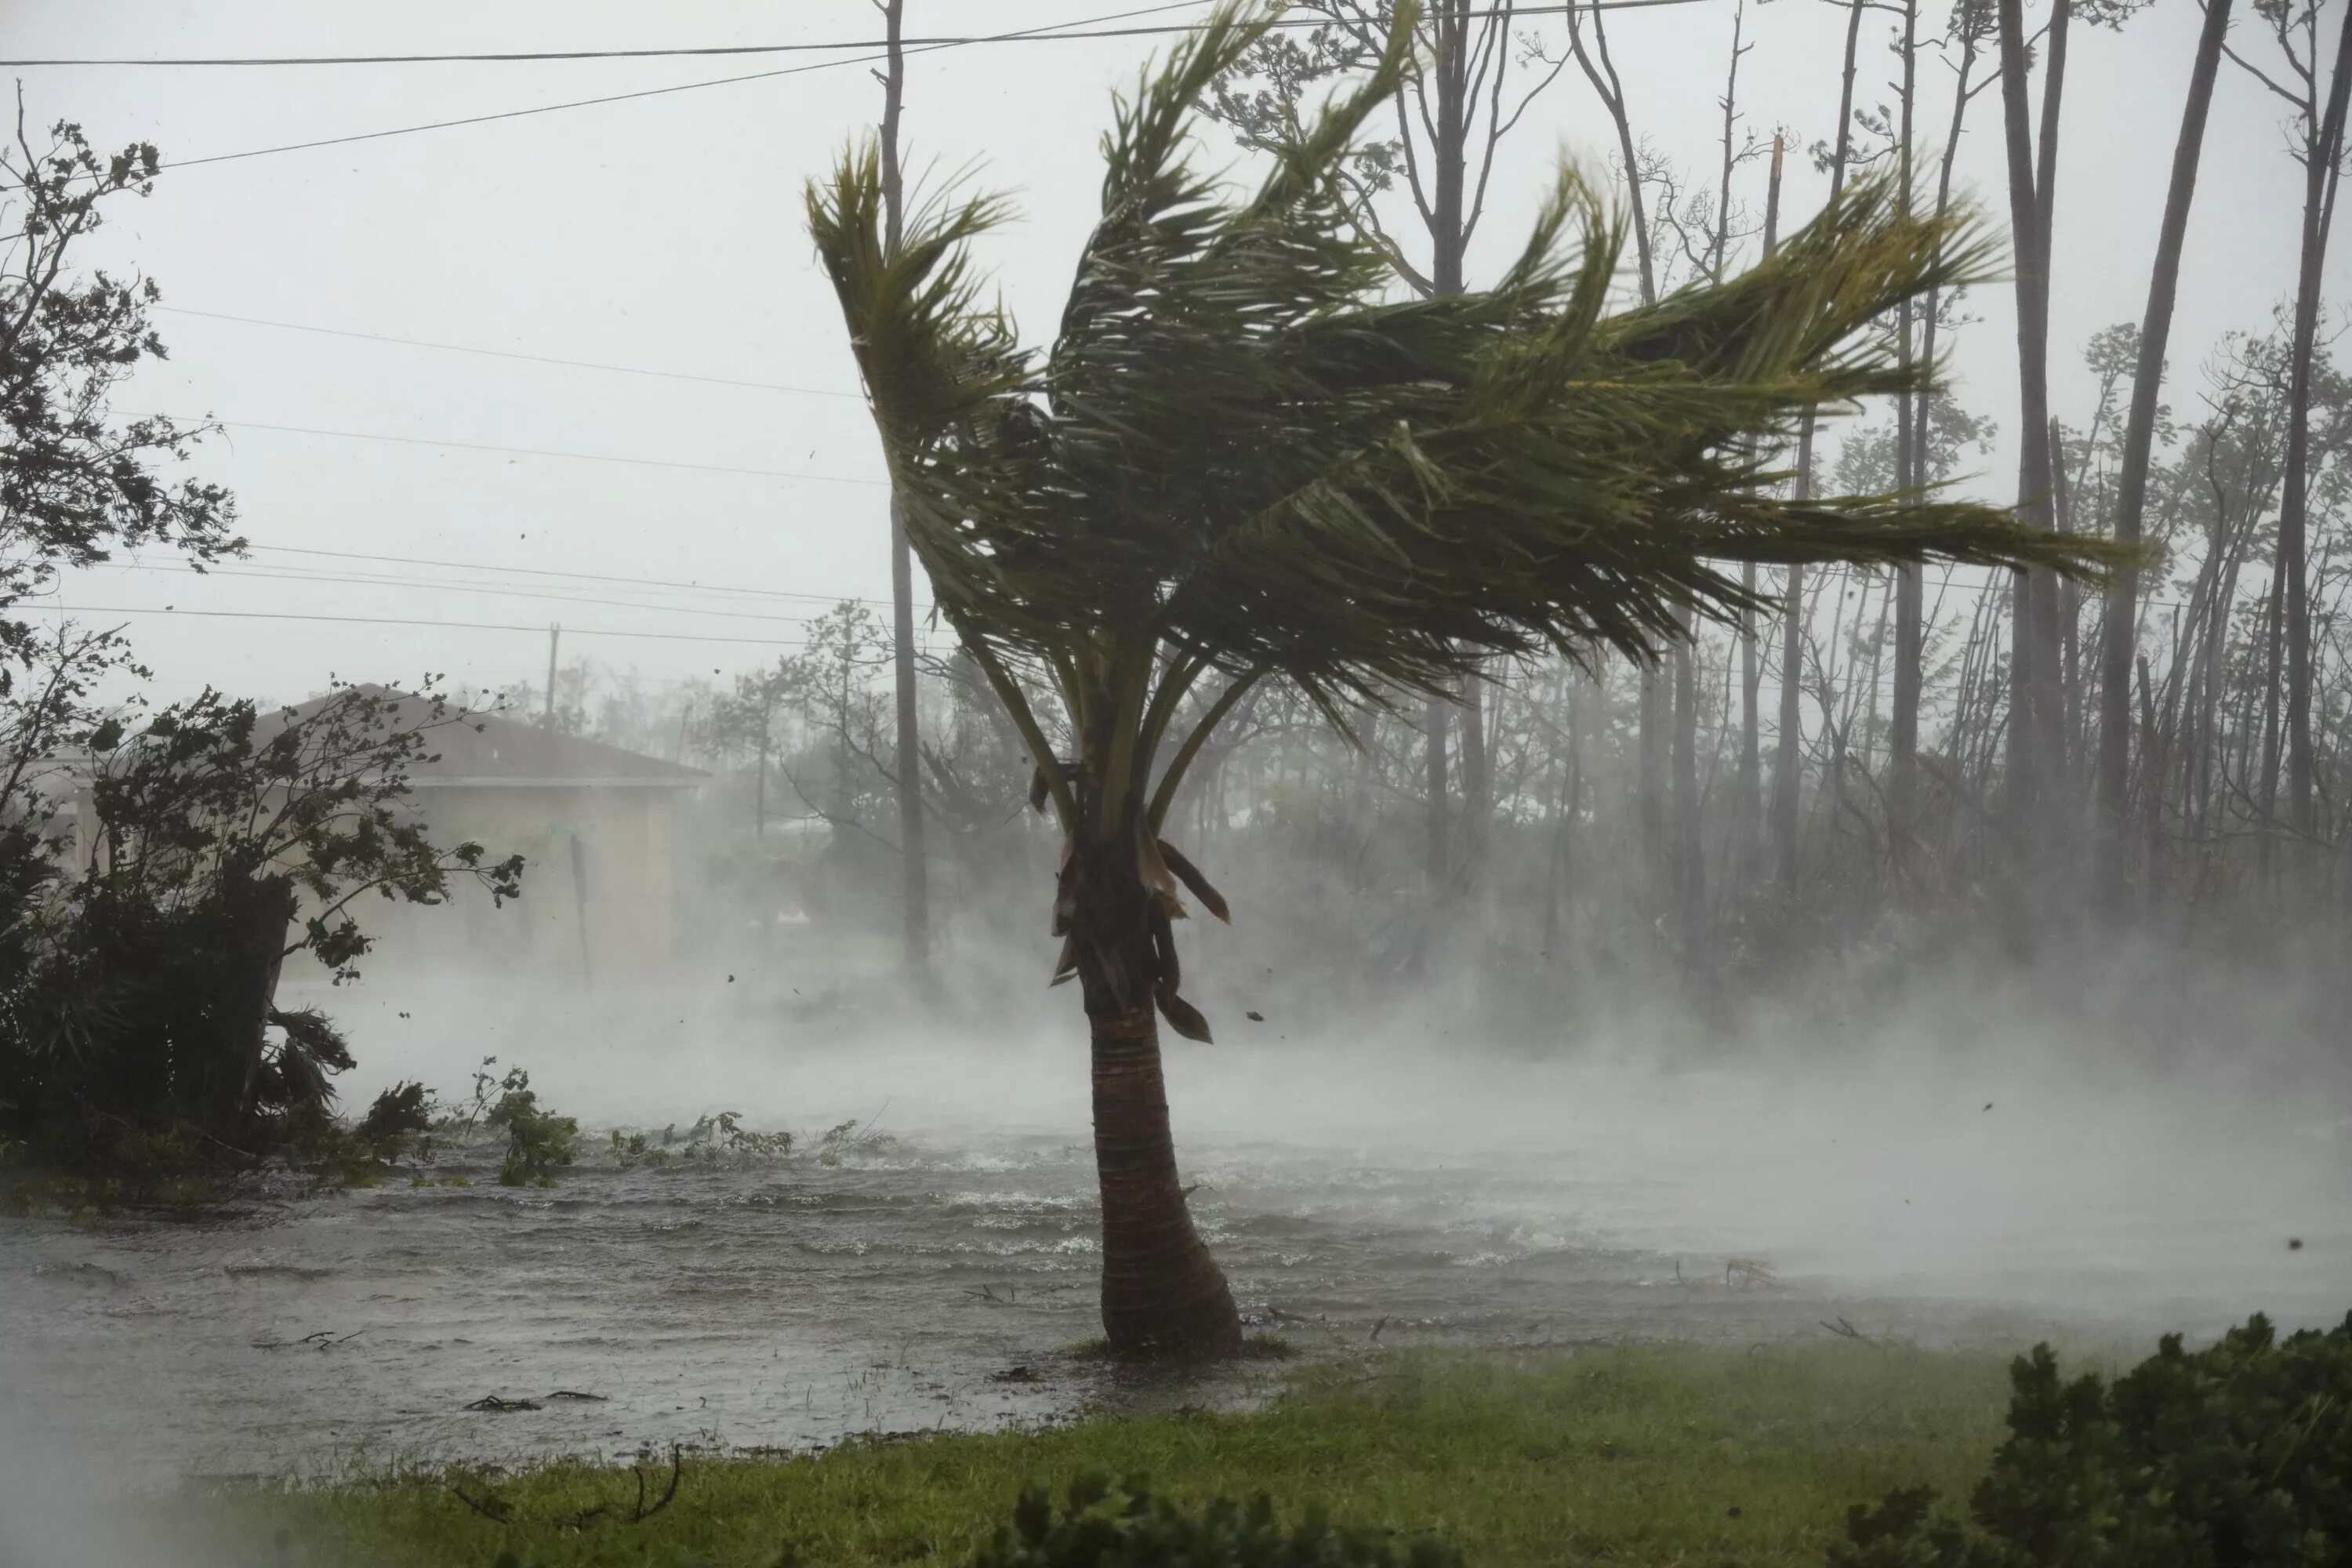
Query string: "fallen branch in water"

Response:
xmin=252 ymin=1328 xmax=363 ymax=1351
xmin=464 ymin=1395 xmax=543 ymax=1412
xmin=1820 ymin=1316 xmax=1875 ymax=1345
xmin=544 ymin=1390 xmax=608 ymax=1402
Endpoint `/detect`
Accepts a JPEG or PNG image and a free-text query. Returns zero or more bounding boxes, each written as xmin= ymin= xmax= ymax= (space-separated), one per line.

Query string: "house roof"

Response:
xmin=281 ymin=687 xmax=709 ymax=789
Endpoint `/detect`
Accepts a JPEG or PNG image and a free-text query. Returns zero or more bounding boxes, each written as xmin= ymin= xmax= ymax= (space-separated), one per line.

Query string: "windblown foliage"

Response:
xmin=806 ymin=0 xmax=2117 ymax=1058
xmin=810 ymin=0 xmax=2110 ymax=752
xmin=1832 ymin=1312 xmax=2352 ymax=1566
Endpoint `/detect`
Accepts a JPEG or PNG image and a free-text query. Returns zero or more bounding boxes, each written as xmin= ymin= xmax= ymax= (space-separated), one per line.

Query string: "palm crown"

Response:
xmin=808 ymin=0 xmax=2109 ymax=1010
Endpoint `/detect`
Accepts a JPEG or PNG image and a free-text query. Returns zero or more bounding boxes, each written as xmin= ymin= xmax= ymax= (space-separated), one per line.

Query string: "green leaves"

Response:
xmin=1831 ymin=1312 xmax=2352 ymax=1566
xmin=808 ymin=0 xmax=2114 ymax=722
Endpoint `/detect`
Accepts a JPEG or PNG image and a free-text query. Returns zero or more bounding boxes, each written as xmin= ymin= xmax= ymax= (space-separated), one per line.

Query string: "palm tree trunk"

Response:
xmin=1069 ymin=830 xmax=1241 ymax=1355
xmin=1089 ymin=1004 xmax=1240 ymax=1354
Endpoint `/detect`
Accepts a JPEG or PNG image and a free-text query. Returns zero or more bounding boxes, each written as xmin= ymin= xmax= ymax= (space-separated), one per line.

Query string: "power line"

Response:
xmin=104 ymin=560 xmax=842 ymax=625
xmin=90 ymin=5 xmax=1210 ymax=175
xmin=5 ymin=2 xmax=1711 ymax=69
xmin=154 ymin=413 xmax=887 ymax=485
xmin=154 ymin=306 xmax=863 ymax=399
xmin=245 ymin=543 xmax=900 ymax=607
xmin=50 ymin=603 xmax=814 ymax=646
xmin=56 ymin=0 xmax=1716 ymax=175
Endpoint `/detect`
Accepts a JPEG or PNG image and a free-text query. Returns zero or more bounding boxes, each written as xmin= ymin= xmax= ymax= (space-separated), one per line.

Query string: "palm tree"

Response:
xmin=806 ymin=1 xmax=2113 ymax=1356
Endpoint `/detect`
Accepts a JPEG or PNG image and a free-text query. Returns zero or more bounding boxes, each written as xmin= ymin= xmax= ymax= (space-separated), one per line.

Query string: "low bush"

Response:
xmin=973 ymin=1473 xmax=1461 ymax=1568
xmin=1831 ymin=1311 xmax=2352 ymax=1567
xmin=610 ymin=1112 xmax=793 ymax=1169
xmin=484 ymin=1068 xmax=578 ymax=1188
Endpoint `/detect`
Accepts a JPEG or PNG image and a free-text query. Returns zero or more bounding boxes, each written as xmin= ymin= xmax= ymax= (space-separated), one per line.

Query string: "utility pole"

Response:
xmin=542 ymin=623 xmax=560 ymax=729
xmin=880 ymin=0 xmax=930 ymax=971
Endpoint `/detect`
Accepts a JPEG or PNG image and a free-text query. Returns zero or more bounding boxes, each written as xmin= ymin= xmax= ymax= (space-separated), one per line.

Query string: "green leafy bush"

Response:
xmin=611 ymin=1112 xmax=793 ymax=1169
xmin=485 ymin=1067 xmax=577 ymax=1187
xmin=1831 ymin=1312 xmax=2352 ymax=1567
xmin=972 ymin=1473 xmax=1461 ymax=1568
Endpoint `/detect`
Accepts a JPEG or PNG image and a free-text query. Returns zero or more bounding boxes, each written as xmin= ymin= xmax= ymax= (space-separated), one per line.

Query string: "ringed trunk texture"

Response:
xmin=1090 ymin=1007 xmax=1242 ymax=1355
xmin=1067 ymin=829 xmax=1242 ymax=1356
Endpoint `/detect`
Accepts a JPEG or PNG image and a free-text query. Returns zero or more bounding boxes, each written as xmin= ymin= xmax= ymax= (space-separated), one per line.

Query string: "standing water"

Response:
xmin=3 ymin=977 xmax=2347 ymax=1484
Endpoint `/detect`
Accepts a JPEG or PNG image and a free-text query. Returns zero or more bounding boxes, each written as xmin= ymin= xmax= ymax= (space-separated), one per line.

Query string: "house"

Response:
xmin=281 ymin=689 xmax=709 ymax=980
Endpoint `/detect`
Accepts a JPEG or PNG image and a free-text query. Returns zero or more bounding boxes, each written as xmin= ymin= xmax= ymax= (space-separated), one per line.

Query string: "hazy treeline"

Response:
xmin=494 ymin=0 xmax=2352 ymax=1028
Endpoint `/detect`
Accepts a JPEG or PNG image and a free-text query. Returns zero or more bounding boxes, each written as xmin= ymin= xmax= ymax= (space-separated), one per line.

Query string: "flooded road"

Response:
xmin=5 ymin=978 xmax=2348 ymax=1483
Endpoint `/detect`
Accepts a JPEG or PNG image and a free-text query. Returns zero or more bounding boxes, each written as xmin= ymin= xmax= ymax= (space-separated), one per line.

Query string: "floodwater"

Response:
xmin=3 ymin=976 xmax=2348 ymax=1485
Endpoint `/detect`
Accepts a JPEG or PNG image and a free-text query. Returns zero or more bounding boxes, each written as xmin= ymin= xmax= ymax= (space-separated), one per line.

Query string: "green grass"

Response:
xmin=216 ymin=1342 xmax=2019 ymax=1568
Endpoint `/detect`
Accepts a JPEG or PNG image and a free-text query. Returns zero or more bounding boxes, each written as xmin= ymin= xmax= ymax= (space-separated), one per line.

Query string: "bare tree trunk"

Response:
xmin=1425 ymin=697 xmax=1450 ymax=887
xmin=2096 ymin=0 xmax=2231 ymax=911
xmin=1729 ymin=17 xmax=1766 ymax=888
xmin=1890 ymin=0 xmax=1922 ymax=848
xmin=2280 ymin=3 xmax=2352 ymax=844
xmin=1996 ymin=0 xmax=2068 ymax=848
xmin=1673 ymin=629 xmax=1705 ymax=969
xmin=1772 ymin=0 xmax=1866 ymax=892
xmin=1425 ymin=0 xmax=1474 ymax=893
xmin=880 ymin=0 xmax=929 ymax=968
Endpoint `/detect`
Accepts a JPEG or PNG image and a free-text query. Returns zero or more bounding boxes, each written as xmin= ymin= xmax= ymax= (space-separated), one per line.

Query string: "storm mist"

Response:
xmin=5 ymin=0 xmax=2352 ymax=1557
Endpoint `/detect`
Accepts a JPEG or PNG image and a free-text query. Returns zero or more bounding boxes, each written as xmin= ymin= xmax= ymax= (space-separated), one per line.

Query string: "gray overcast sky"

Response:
xmin=7 ymin=0 xmax=2343 ymax=708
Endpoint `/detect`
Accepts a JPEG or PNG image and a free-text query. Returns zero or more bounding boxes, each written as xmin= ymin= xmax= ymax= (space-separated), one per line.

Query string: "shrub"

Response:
xmin=485 ymin=1068 xmax=577 ymax=1187
xmin=612 ymin=1112 xmax=793 ymax=1170
xmin=971 ymin=1473 xmax=1461 ymax=1568
xmin=1831 ymin=1312 xmax=2352 ymax=1567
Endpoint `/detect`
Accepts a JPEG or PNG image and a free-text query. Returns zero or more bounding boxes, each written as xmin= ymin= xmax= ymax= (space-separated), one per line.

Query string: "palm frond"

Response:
xmin=806 ymin=0 xmax=2121 ymax=719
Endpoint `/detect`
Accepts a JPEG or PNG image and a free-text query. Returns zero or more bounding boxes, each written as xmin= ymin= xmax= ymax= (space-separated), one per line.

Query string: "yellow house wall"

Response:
xmin=293 ymin=784 xmax=687 ymax=982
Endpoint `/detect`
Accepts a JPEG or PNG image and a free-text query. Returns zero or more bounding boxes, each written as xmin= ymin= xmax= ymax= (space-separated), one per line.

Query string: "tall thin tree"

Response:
xmin=2094 ymin=0 xmax=2233 ymax=909
xmin=1773 ymin=0 xmax=1869 ymax=888
xmin=1890 ymin=0 xmax=1924 ymax=841
xmin=2227 ymin=0 xmax=2352 ymax=844
xmin=1996 ymin=0 xmax=2067 ymax=831
xmin=880 ymin=0 xmax=930 ymax=967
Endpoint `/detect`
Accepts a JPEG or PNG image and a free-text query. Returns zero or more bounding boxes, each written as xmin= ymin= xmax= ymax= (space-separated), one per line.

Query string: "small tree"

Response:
xmin=2 ymin=103 xmax=239 ymax=642
xmin=807 ymin=0 xmax=2114 ymax=1353
xmin=2 ymin=684 xmax=523 ymax=1163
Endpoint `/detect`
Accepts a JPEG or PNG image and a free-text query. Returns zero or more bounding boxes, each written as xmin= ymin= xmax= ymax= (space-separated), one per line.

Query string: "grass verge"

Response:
xmin=216 ymin=1341 xmax=2017 ymax=1568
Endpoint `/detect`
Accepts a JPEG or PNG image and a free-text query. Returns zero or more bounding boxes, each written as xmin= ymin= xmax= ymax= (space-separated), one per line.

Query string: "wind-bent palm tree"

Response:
xmin=808 ymin=2 xmax=2112 ymax=1356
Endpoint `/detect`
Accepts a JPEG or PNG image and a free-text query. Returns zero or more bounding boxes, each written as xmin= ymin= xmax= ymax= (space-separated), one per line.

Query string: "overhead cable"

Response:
xmin=244 ymin=543 xmax=900 ymax=607
xmin=49 ymin=0 xmax=1712 ymax=174
xmin=6 ymin=2 xmax=1713 ymax=68
xmin=145 ymin=413 xmax=886 ymax=486
xmin=155 ymin=306 xmax=863 ymax=399
xmin=49 ymin=603 xmax=812 ymax=646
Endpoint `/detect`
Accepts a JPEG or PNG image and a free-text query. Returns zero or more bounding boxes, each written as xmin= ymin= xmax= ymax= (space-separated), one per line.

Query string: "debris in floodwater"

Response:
xmin=252 ymin=1329 xmax=363 ymax=1351
xmin=545 ymin=1389 xmax=609 ymax=1401
xmin=1245 ymin=1011 xmax=1264 ymax=1022
xmin=464 ymin=1395 xmax=543 ymax=1412
xmin=989 ymin=1365 xmax=1044 ymax=1384
xmin=2290 ymin=1238 xmax=2305 ymax=1250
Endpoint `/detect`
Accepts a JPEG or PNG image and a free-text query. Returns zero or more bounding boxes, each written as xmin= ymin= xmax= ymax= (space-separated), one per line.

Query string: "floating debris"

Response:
xmin=464 ymin=1395 xmax=543 ymax=1412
